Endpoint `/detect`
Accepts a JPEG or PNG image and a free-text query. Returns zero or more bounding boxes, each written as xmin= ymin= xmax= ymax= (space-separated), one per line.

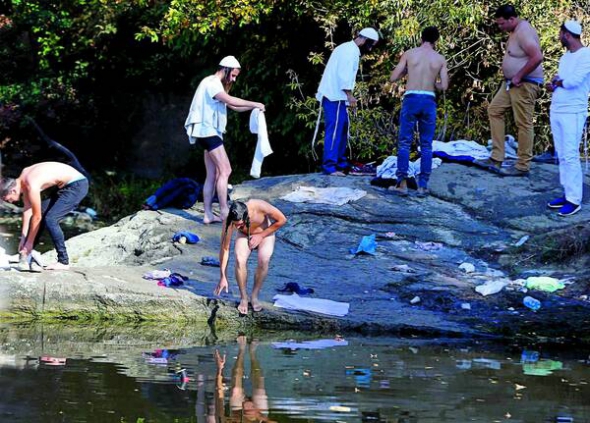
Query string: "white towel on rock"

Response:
xmin=273 ymin=293 xmax=350 ymax=317
xmin=281 ymin=186 xmax=366 ymax=206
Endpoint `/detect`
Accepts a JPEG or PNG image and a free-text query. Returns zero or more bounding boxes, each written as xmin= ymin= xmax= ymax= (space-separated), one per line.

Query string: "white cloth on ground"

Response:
xmin=376 ymin=156 xmax=442 ymax=180
xmin=432 ymin=140 xmax=491 ymax=160
xmin=273 ymin=293 xmax=350 ymax=317
xmin=551 ymin=112 xmax=587 ymax=205
xmin=281 ymin=186 xmax=366 ymax=206
xmin=272 ymin=339 xmax=349 ymax=350
xmin=249 ymin=109 xmax=273 ymax=178
xmin=486 ymin=135 xmax=518 ymax=159
xmin=184 ymin=75 xmax=226 ymax=144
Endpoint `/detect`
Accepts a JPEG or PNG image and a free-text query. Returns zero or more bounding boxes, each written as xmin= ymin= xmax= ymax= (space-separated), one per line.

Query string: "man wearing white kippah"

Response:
xmin=185 ymin=56 xmax=265 ymax=223
xmin=546 ymin=20 xmax=590 ymax=216
xmin=315 ymin=27 xmax=379 ymax=176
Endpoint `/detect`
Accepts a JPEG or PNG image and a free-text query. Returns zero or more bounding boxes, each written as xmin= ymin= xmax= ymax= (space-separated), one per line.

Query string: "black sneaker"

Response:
xmin=547 ymin=197 xmax=567 ymax=209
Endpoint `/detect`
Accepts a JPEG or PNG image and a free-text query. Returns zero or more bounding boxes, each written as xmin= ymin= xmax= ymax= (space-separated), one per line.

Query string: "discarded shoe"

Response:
xmin=499 ymin=166 xmax=529 ymax=177
xmin=350 ymin=162 xmax=377 ymax=176
xmin=276 ymin=282 xmax=315 ymax=295
xmin=558 ymin=202 xmax=581 ymax=217
xmin=200 ymin=256 xmax=221 ymax=267
xmin=547 ymin=197 xmax=567 ymax=209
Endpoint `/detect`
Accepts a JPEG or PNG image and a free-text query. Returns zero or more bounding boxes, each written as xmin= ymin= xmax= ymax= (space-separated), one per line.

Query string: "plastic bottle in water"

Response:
xmin=523 ymin=296 xmax=541 ymax=311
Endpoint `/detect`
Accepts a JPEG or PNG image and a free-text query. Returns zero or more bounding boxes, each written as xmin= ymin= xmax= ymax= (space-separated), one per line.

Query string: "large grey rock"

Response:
xmin=1 ymin=163 xmax=589 ymax=342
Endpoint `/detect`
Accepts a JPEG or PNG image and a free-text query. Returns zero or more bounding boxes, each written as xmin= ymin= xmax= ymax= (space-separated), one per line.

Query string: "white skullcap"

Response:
xmin=359 ymin=27 xmax=379 ymax=41
xmin=219 ymin=55 xmax=241 ymax=69
xmin=564 ymin=20 xmax=582 ymax=36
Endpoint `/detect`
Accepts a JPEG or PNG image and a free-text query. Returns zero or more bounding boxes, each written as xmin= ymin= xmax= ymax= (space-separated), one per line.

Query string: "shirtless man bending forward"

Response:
xmin=0 ymin=162 xmax=89 ymax=270
xmin=389 ymin=26 xmax=449 ymax=197
xmin=214 ymin=200 xmax=287 ymax=314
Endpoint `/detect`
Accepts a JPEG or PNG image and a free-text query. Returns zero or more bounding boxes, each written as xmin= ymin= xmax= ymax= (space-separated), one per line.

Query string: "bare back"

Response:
xmin=404 ymin=46 xmax=447 ymax=92
xmin=20 ymin=162 xmax=85 ymax=192
xmin=502 ymin=20 xmax=543 ymax=79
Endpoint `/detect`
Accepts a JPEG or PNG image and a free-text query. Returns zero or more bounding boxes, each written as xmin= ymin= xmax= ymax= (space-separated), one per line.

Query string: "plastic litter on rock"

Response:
xmin=459 ymin=262 xmax=475 ymax=273
xmin=475 ymin=280 xmax=508 ymax=296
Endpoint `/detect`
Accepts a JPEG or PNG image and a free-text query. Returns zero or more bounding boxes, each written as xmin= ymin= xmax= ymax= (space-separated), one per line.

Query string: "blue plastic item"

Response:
xmin=523 ymin=296 xmax=541 ymax=311
xmin=350 ymin=234 xmax=377 ymax=255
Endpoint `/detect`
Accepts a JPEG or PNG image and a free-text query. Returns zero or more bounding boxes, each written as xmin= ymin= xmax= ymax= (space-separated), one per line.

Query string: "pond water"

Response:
xmin=0 ymin=325 xmax=589 ymax=423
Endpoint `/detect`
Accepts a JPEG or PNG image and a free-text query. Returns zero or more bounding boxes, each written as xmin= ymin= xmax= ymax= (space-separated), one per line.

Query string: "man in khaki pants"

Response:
xmin=475 ymin=4 xmax=543 ymax=176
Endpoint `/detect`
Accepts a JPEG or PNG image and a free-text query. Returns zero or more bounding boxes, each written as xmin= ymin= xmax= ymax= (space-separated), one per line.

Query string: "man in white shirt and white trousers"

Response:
xmin=546 ymin=20 xmax=590 ymax=216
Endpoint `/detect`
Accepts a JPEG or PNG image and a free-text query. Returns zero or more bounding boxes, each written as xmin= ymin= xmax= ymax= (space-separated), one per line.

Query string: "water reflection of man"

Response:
xmin=214 ymin=335 xmax=276 ymax=423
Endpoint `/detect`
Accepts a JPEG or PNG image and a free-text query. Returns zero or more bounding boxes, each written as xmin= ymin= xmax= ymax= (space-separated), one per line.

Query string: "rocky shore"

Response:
xmin=1 ymin=162 xmax=589 ymax=344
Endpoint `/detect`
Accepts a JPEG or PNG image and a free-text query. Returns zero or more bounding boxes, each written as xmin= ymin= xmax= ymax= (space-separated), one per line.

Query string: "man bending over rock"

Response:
xmin=0 ymin=162 xmax=89 ymax=271
xmin=214 ymin=200 xmax=287 ymax=314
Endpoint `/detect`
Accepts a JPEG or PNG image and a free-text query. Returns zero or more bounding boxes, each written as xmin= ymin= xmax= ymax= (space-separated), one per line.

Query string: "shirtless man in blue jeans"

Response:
xmin=389 ymin=26 xmax=449 ymax=197
xmin=0 ymin=161 xmax=88 ymax=270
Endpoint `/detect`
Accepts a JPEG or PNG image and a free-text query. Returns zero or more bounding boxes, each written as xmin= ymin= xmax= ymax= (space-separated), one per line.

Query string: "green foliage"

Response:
xmin=87 ymin=172 xmax=163 ymax=223
xmin=1 ymin=0 xmax=590 ymax=222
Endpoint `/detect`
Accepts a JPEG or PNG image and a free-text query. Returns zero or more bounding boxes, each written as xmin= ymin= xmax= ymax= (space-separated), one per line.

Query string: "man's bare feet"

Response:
xmin=251 ymin=298 xmax=263 ymax=313
xmin=203 ymin=214 xmax=223 ymax=224
xmin=45 ymin=262 xmax=70 ymax=271
xmin=237 ymin=298 xmax=249 ymax=315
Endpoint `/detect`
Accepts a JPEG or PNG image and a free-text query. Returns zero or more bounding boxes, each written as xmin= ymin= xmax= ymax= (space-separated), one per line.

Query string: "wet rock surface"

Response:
xmin=1 ymin=162 xmax=590 ymax=344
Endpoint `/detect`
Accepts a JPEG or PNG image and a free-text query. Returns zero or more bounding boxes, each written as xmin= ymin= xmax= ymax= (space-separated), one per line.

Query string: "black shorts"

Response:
xmin=197 ymin=136 xmax=223 ymax=152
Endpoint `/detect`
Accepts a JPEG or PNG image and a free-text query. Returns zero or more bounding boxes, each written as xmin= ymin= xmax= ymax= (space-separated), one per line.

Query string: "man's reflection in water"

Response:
xmin=197 ymin=335 xmax=276 ymax=423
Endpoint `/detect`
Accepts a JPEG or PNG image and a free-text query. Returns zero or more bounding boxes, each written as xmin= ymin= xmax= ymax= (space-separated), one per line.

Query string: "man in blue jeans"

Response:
xmin=315 ymin=27 xmax=379 ymax=176
xmin=0 ymin=162 xmax=88 ymax=271
xmin=389 ymin=26 xmax=449 ymax=197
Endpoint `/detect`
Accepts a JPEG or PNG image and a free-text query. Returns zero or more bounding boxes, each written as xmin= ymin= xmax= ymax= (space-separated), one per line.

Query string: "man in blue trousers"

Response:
xmin=315 ymin=27 xmax=379 ymax=176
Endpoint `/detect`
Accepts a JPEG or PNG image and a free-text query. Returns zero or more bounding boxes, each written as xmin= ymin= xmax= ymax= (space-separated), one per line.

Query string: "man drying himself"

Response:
xmin=214 ymin=200 xmax=287 ymax=314
xmin=389 ymin=26 xmax=449 ymax=197
xmin=0 ymin=162 xmax=89 ymax=270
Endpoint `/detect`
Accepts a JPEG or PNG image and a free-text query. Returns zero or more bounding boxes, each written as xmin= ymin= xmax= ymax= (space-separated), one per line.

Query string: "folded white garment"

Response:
xmin=273 ymin=293 xmax=350 ymax=317
xmin=281 ymin=186 xmax=366 ymax=206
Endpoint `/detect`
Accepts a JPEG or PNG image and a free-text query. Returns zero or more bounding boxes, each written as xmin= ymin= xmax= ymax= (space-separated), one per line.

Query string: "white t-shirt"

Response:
xmin=316 ymin=41 xmax=360 ymax=103
xmin=551 ymin=47 xmax=590 ymax=114
xmin=184 ymin=75 xmax=226 ymax=143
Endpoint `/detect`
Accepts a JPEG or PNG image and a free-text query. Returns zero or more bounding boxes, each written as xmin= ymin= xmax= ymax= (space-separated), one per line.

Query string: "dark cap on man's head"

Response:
xmin=495 ymin=4 xmax=518 ymax=19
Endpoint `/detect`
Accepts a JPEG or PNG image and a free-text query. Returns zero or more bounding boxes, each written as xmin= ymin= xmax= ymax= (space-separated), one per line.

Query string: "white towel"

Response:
xmin=249 ymin=109 xmax=273 ymax=178
xmin=273 ymin=293 xmax=350 ymax=317
xmin=271 ymin=339 xmax=349 ymax=350
xmin=281 ymin=186 xmax=366 ymax=206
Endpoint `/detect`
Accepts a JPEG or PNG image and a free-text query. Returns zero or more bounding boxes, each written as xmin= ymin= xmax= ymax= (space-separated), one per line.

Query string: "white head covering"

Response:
xmin=359 ymin=27 xmax=379 ymax=41
xmin=219 ymin=55 xmax=241 ymax=69
xmin=564 ymin=20 xmax=582 ymax=36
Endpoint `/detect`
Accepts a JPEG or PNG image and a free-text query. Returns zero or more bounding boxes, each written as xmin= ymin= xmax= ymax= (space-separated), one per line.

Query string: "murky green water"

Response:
xmin=0 ymin=324 xmax=589 ymax=423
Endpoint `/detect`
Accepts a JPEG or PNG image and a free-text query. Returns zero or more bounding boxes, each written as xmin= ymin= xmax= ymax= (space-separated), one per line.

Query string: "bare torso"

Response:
xmin=20 ymin=162 xmax=85 ymax=192
xmin=237 ymin=200 xmax=272 ymax=236
xmin=502 ymin=20 xmax=543 ymax=79
xmin=404 ymin=46 xmax=446 ymax=92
